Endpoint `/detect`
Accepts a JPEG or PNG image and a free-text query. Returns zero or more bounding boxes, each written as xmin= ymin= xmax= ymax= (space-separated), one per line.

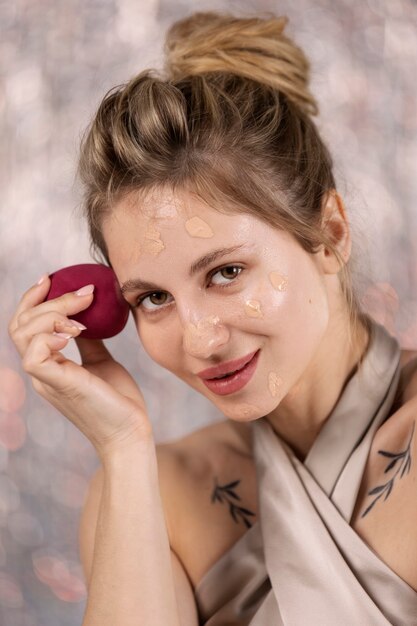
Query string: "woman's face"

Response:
xmin=102 ymin=188 xmax=331 ymax=422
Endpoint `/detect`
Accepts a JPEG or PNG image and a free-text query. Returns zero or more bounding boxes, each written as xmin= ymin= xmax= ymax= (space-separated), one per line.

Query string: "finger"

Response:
xmin=11 ymin=310 xmax=86 ymax=358
xmin=22 ymin=331 xmax=78 ymax=389
xmin=8 ymin=275 xmax=52 ymax=334
xmin=9 ymin=278 xmax=94 ymax=334
xmin=74 ymin=336 xmax=114 ymax=365
xmin=74 ymin=337 xmax=147 ymax=412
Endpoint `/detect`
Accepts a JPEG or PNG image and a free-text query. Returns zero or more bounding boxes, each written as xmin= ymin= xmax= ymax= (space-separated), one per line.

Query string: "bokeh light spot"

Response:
xmin=50 ymin=573 xmax=86 ymax=602
xmin=0 ymin=367 xmax=26 ymax=413
xmin=0 ymin=411 xmax=27 ymax=451
xmin=0 ymin=571 xmax=24 ymax=609
xmin=32 ymin=553 xmax=86 ymax=602
xmin=33 ymin=554 xmax=68 ymax=587
xmin=0 ymin=475 xmax=21 ymax=519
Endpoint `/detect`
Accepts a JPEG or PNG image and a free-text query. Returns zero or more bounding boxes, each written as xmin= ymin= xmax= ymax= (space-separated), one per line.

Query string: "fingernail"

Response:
xmin=37 ymin=274 xmax=48 ymax=285
xmin=68 ymin=320 xmax=87 ymax=330
xmin=53 ymin=332 xmax=72 ymax=339
xmin=74 ymin=284 xmax=95 ymax=296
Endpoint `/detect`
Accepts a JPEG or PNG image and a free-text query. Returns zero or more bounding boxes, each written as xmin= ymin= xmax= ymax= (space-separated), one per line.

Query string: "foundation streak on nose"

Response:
xmin=268 ymin=371 xmax=283 ymax=397
xmin=269 ymin=271 xmax=288 ymax=291
xmin=244 ymin=300 xmax=263 ymax=318
xmin=183 ymin=315 xmax=227 ymax=357
xmin=184 ymin=216 xmax=214 ymax=238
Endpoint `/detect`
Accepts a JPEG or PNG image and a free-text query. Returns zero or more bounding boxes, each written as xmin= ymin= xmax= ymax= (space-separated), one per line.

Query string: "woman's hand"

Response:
xmin=8 ymin=275 xmax=153 ymax=461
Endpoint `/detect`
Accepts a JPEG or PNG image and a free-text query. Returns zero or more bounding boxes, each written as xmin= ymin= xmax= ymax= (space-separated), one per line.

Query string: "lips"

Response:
xmin=197 ymin=349 xmax=259 ymax=381
xmin=200 ymin=349 xmax=260 ymax=395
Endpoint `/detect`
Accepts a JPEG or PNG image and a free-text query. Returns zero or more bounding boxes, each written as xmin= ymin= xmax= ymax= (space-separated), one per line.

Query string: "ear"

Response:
xmin=316 ymin=189 xmax=351 ymax=275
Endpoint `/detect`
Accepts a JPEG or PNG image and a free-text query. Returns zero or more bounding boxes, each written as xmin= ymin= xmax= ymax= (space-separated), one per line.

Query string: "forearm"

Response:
xmin=82 ymin=438 xmax=180 ymax=626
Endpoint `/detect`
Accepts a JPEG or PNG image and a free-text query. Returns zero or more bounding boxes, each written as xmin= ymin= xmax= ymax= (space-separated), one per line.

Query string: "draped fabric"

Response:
xmin=195 ymin=320 xmax=417 ymax=625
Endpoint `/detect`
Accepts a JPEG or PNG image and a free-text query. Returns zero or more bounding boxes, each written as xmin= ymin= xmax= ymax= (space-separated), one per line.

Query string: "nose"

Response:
xmin=182 ymin=314 xmax=230 ymax=359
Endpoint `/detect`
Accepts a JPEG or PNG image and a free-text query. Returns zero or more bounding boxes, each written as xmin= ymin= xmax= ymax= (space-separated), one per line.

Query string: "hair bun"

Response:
xmin=164 ymin=11 xmax=318 ymax=116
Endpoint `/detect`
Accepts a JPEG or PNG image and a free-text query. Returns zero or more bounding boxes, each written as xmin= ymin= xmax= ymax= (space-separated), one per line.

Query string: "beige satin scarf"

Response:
xmin=195 ymin=320 xmax=417 ymax=625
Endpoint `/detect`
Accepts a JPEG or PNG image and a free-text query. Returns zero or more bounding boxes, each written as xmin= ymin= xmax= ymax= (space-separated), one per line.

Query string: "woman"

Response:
xmin=8 ymin=11 xmax=417 ymax=625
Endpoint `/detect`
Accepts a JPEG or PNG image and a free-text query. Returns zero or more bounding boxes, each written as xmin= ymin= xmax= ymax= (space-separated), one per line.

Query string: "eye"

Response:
xmin=135 ymin=291 xmax=174 ymax=312
xmin=209 ymin=265 xmax=243 ymax=286
xmin=135 ymin=264 xmax=244 ymax=313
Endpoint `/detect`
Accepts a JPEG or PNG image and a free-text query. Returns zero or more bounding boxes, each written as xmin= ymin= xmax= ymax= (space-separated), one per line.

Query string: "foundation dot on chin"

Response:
xmin=269 ymin=271 xmax=288 ymax=291
xmin=224 ymin=403 xmax=258 ymax=421
xmin=268 ymin=371 xmax=283 ymax=398
xmin=184 ymin=216 xmax=214 ymax=238
xmin=239 ymin=404 xmax=259 ymax=418
xmin=244 ymin=300 xmax=263 ymax=318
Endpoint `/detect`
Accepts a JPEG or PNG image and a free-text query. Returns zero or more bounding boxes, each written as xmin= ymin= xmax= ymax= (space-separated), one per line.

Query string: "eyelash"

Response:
xmin=134 ymin=264 xmax=245 ymax=314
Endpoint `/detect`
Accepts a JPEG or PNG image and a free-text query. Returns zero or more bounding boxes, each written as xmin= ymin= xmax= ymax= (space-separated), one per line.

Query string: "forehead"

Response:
xmin=102 ymin=188 xmax=263 ymax=269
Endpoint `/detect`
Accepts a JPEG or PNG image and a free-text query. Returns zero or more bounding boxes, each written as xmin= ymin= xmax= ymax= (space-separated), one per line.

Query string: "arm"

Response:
xmin=7 ymin=279 xmax=197 ymax=623
xmin=81 ymin=438 xmax=181 ymax=626
xmin=79 ymin=438 xmax=198 ymax=626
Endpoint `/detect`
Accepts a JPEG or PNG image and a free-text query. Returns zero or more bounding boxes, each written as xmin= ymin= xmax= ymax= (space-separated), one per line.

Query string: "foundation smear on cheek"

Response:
xmin=185 ymin=216 xmax=214 ymax=238
xmin=269 ymin=271 xmax=288 ymax=291
xmin=268 ymin=371 xmax=283 ymax=398
xmin=244 ymin=300 xmax=264 ymax=318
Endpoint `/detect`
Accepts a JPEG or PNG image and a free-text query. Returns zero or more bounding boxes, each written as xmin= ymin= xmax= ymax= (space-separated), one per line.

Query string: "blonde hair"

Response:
xmin=76 ymin=10 xmax=372 ymax=350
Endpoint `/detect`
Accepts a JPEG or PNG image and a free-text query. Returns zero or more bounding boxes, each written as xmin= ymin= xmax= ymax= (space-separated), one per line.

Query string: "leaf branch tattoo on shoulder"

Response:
xmin=211 ymin=477 xmax=256 ymax=528
xmin=361 ymin=420 xmax=415 ymax=518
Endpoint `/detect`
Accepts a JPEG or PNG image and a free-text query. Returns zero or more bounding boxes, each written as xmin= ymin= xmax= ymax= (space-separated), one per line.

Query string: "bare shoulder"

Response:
xmin=350 ymin=348 xmax=417 ymax=591
xmin=155 ymin=419 xmax=258 ymax=590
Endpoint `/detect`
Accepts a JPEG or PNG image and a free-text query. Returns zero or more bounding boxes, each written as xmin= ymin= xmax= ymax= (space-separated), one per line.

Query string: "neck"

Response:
xmin=264 ymin=312 xmax=371 ymax=462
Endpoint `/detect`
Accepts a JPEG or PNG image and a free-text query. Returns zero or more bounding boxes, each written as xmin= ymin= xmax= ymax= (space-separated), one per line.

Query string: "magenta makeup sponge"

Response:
xmin=44 ymin=263 xmax=130 ymax=339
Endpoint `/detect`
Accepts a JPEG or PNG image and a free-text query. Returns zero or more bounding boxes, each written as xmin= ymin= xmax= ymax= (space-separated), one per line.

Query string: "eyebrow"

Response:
xmin=120 ymin=243 xmax=248 ymax=295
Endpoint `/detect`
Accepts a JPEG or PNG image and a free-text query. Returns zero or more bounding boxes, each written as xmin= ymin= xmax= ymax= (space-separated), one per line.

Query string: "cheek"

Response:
xmin=237 ymin=263 xmax=328 ymax=331
xmin=134 ymin=317 xmax=190 ymax=379
xmin=228 ymin=271 xmax=288 ymax=326
xmin=133 ymin=318 xmax=171 ymax=367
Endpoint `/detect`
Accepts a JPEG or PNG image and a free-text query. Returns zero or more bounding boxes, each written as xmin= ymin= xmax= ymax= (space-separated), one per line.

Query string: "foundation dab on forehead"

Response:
xmin=185 ymin=216 xmax=214 ymax=238
xmin=244 ymin=300 xmax=264 ymax=318
xmin=268 ymin=371 xmax=283 ymax=398
xmin=142 ymin=222 xmax=165 ymax=256
xmin=152 ymin=204 xmax=178 ymax=219
xmin=269 ymin=271 xmax=288 ymax=291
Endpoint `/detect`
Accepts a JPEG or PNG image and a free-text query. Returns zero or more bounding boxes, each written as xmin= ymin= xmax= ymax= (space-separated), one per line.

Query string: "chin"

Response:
xmin=221 ymin=404 xmax=266 ymax=422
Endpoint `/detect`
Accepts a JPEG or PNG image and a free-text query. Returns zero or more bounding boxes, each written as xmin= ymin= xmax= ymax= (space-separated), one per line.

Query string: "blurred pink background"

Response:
xmin=1 ymin=0 xmax=416 ymax=624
